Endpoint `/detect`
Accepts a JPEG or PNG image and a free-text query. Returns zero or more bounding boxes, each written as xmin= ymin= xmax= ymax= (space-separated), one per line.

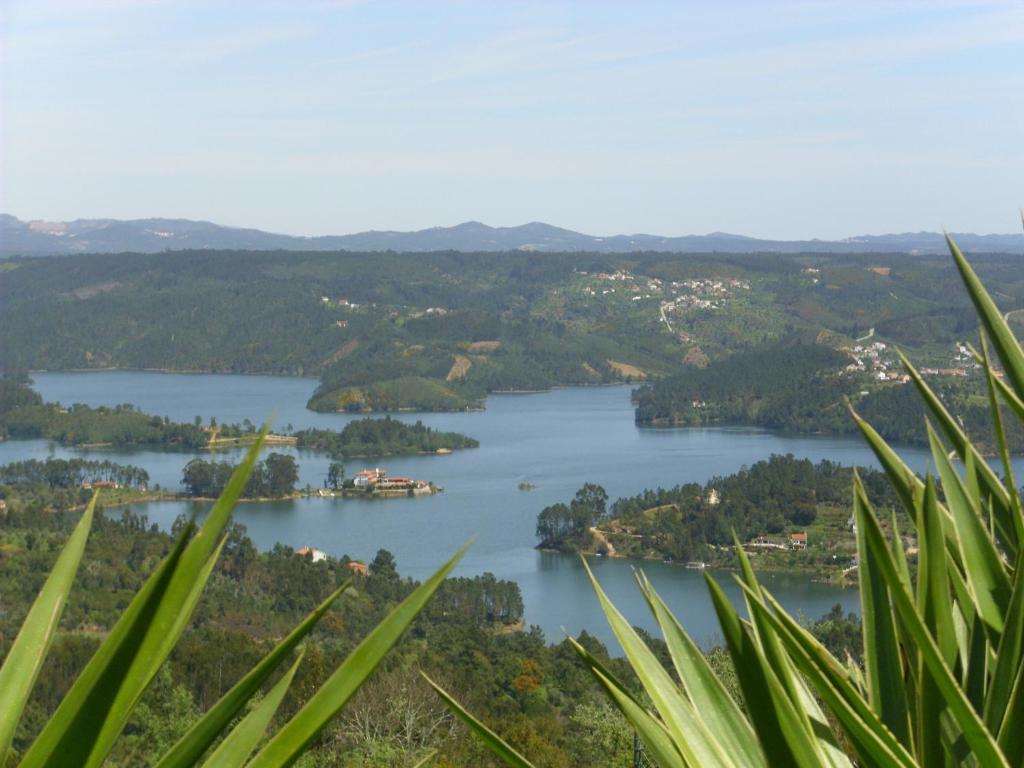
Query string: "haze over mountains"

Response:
xmin=2 ymin=213 xmax=1022 ymax=257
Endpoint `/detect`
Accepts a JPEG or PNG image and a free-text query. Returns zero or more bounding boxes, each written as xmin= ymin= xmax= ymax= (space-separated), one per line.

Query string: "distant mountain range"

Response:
xmin=2 ymin=213 xmax=1022 ymax=256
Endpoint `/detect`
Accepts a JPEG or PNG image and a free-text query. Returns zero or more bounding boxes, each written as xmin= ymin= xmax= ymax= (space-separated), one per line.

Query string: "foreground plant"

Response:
xmin=0 ymin=431 xmax=467 ymax=767
xmin=435 ymin=233 xmax=1024 ymax=767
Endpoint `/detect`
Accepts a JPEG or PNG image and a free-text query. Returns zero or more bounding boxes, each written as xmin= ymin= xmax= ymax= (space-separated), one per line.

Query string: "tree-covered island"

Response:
xmin=1 ymin=375 xmax=479 ymax=461
xmin=293 ymin=417 xmax=478 ymax=458
xmin=536 ymin=454 xmax=902 ymax=578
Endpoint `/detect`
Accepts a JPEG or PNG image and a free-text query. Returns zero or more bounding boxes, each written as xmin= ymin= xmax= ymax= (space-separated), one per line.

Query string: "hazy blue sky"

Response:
xmin=1 ymin=1 xmax=1022 ymax=238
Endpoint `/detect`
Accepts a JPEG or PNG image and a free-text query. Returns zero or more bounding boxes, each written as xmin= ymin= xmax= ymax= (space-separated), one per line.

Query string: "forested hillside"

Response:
xmin=2 ymin=248 xmax=1023 ymax=417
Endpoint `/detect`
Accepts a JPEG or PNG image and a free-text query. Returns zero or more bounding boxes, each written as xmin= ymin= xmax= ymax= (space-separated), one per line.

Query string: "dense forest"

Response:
xmin=537 ymin=455 xmax=899 ymax=563
xmin=633 ymin=341 xmax=856 ymax=430
xmin=0 ymin=493 xmax=861 ymax=766
xmin=633 ymin=342 xmax=1024 ymax=450
xmin=2 ymin=248 xmax=1020 ymax=413
xmin=181 ymin=454 xmax=300 ymax=499
xmin=294 ymin=417 xmax=478 ymax=458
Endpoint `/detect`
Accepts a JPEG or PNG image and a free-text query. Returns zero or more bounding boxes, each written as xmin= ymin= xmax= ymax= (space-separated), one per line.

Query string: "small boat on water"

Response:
xmin=685 ymin=561 xmax=707 ymax=570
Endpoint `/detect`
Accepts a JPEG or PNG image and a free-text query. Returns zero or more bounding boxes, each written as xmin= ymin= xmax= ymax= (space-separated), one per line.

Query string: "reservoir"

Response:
xmin=7 ymin=370 xmax=957 ymax=650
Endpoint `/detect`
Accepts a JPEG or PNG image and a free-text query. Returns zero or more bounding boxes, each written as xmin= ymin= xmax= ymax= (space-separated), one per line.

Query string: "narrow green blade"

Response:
xmin=856 ymin=481 xmax=1009 ymax=767
xmin=985 ymin=548 xmax=1024 ymax=741
xmin=247 ymin=542 xmax=470 ymax=768
xmin=581 ymin=557 xmax=731 ymax=766
xmin=997 ymin=661 xmax=1024 ymax=764
xmin=947 ymin=232 xmax=1024 ymax=401
xmin=927 ymin=424 xmax=1010 ymax=635
xmin=635 ymin=570 xmax=765 ymax=767
xmin=155 ymin=581 xmax=350 ymax=768
xmin=705 ymin=574 xmax=822 ymax=768
xmin=0 ymin=494 xmax=96 ymax=758
xmin=853 ymin=477 xmax=910 ymax=748
xmin=200 ymin=651 xmax=305 ymax=768
xmin=738 ymin=584 xmax=916 ymax=768
xmin=900 ymin=350 xmax=1016 ymax=557
xmin=22 ymin=431 xmax=267 ymax=768
xmin=566 ymin=637 xmax=687 ymax=767
xmin=422 ymin=674 xmax=535 ymax=768
xmin=849 ymin=406 xmax=923 ymax=518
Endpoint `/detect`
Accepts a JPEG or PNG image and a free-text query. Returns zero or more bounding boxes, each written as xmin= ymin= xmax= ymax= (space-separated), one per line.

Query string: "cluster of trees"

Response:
xmin=538 ymin=456 xmax=897 ymax=563
xmin=0 ymin=374 xmax=210 ymax=449
xmin=422 ymin=572 xmax=525 ymax=627
xmin=846 ymin=378 xmax=1024 ymax=452
xmin=294 ymin=417 xmax=478 ymax=458
xmin=633 ymin=336 xmax=1024 ymax=451
xmin=181 ymin=453 xmax=299 ymax=498
xmin=535 ymin=483 xmax=608 ymax=551
xmin=0 ymin=457 xmax=149 ymax=489
xmin=4 ymin=402 xmax=210 ymax=448
xmin=633 ymin=341 xmax=857 ymax=430
xmin=0 ymin=457 xmax=151 ymax=513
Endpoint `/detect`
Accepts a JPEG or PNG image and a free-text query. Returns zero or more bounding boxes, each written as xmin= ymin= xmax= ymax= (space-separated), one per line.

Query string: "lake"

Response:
xmin=7 ymin=370 xmax=962 ymax=650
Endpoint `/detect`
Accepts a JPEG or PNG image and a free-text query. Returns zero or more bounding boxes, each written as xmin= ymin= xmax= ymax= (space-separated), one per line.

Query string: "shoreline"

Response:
xmin=538 ymin=544 xmax=856 ymax=585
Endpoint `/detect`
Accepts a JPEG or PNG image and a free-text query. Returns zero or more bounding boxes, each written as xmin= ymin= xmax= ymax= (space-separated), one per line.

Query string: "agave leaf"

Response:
xmin=978 ymin=336 xmax=1024 ymax=546
xmin=200 ymin=650 xmax=305 ymax=768
xmin=0 ymin=494 xmax=96 ymax=758
xmin=247 ymin=542 xmax=470 ymax=768
xmin=916 ymin=477 xmax=957 ymax=765
xmin=566 ymin=637 xmax=690 ymax=767
xmin=737 ymin=584 xmax=916 ymax=768
xmin=946 ymin=232 xmax=1024 ymax=401
xmin=156 ymin=580 xmax=350 ymax=768
xmin=997 ymin=661 xmax=1024 ymax=764
xmin=704 ymin=573 xmax=824 ymax=768
xmin=899 ymin=350 xmax=1017 ymax=557
xmin=927 ymin=424 xmax=1010 ymax=636
xmin=21 ymin=432 xmax=267 ymax=768
xmin=634 ymin=570 xmax=765 ymax=767
xmin=984 ymin=548 xmax=1024 ymax=741
xmin=855 ymin=481 xmax=1009 ymax=767
xmin=852 ymin=477 xmax=910 ymax=748
xmin=729 ymin=535 xmax=848 ymax=765
xmin=580 ymin=557 xmax=732 ymax=766
xmin=849 ymin=406 xmax=923 ymax=517
xmin=422 ymin=674 xmax=536 ymax=768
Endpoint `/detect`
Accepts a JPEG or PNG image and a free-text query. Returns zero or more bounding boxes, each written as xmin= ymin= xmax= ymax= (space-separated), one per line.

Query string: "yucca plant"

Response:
xmin=432 ymin=233 xmax=1024 ymax=767
xmin=0 ymin=431 xmax=468 ymax=767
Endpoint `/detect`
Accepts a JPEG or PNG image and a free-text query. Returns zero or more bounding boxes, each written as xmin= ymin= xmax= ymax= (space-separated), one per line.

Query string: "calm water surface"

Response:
xmin=8 ymin=370 xmax=975 ymax=649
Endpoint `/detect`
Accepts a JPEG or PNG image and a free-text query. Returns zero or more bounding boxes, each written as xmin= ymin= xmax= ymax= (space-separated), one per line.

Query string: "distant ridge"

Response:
xmin=2 ymin=213 xmax=1022 ymax=256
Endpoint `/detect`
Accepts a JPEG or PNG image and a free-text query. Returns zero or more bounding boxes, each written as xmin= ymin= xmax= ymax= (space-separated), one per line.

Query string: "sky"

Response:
xmin=1 ymin=1 xmax=1022 ymax=239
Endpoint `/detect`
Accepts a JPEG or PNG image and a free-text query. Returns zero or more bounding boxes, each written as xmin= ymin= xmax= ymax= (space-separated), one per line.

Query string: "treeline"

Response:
xmin=633 ymin=341 xmax=857 ymax=430
xmin=0 ymin=457 xmax=151 ymax=513
xmin=537 ymin=455 xmax=898 ymax=562
xmin=843 ymin=380 xmax=1024 ymax=452
xmin=633 ymin=342 xmax=1024 ymax=451
xmin=0 ymin=374 xmax=210 ymax=449
xmin=293 ymin=417 xmax=478 ymax=458
xmin=181 ymin=453 xmax=299 ymax=498
xmin=0 ymin=457 xmax=149 ymax=489
xmin=423 ymin=572 xmax=524 ymax=627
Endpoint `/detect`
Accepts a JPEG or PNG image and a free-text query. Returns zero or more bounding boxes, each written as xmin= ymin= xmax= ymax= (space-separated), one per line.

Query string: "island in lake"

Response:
xmin=343 ymin=467 xmax=439 ymax=497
